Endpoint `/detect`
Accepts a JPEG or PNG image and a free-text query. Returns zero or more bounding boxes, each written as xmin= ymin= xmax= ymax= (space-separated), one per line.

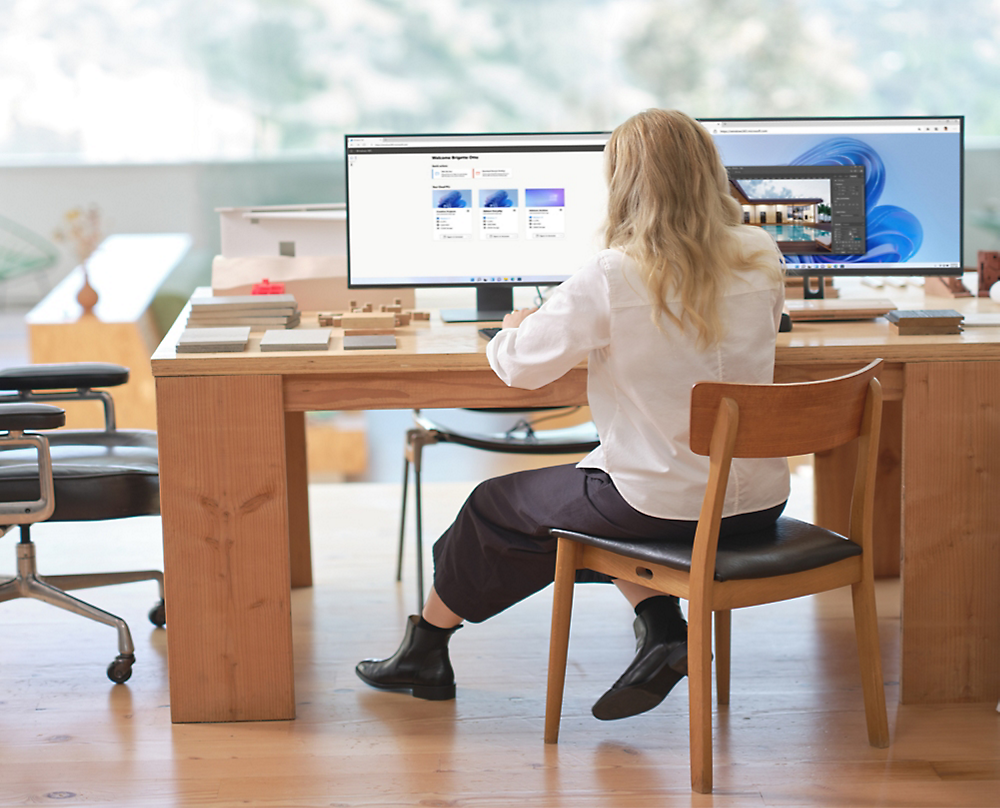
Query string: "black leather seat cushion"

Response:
xmin=0 ymin=429 xmax=159 ymax=521
xmin=550 ymin=516 xmax=862 ymax=581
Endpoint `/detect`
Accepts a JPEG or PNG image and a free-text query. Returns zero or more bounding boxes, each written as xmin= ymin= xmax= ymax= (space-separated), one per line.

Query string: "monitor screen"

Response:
xmin=345 ymin=132 xmax=609 ymax=320
xmin=702 ymin=116 xmax=964 ymax=277
xmin=345 ymin=116 xmax=964 ymax=319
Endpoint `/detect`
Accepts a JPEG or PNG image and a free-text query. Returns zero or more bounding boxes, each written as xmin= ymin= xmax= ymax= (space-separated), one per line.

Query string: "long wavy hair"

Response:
xmin=604 ymin=109 xmax=783 ymax=346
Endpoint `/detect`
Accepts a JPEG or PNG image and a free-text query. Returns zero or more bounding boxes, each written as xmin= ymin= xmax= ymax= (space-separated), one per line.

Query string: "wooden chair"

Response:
xmin=543 ymin=359 xmax=889 ymax=793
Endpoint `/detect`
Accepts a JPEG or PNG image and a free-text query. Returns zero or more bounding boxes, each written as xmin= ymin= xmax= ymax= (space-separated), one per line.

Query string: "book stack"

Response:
xmin=884 ymin=309 xmax=964 ymax=335
xmin=187 ymin=294 xmax=301 ymax=329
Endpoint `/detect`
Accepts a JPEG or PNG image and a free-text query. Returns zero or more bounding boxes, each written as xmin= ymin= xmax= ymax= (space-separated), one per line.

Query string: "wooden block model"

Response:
xmin=344 ymin=328 xmax=396 ymax=337
xmin=925 ymin=276 xmax=973 ymax=297
xmin=339 ymin=311 xmax=397 ymax=329
xmin=978 ymin=251 xmax=1000 ymax=297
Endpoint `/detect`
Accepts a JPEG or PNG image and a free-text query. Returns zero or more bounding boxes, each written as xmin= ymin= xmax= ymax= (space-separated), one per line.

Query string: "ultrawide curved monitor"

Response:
xmin=345 ymin=117 xmax=963 ymax=320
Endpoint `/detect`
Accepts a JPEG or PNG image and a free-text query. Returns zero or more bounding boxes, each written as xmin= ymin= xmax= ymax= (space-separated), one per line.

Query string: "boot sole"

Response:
xmin=355 ymin=667 xmax=456 ymax=701
xmin=591 ymin=644 xmax=687 ymax=721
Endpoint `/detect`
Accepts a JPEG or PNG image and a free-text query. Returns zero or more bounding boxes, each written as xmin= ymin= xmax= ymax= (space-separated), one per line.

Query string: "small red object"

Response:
xmin=252 ymin=278 xmax=286 ymax=295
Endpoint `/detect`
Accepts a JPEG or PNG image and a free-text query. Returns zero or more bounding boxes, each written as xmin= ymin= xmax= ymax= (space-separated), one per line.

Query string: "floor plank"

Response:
xmin=1 ymin=481 xmax=998 ymax=807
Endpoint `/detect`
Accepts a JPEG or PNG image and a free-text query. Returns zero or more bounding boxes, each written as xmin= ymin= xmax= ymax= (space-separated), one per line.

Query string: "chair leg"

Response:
xmin=714 ymin=609 xmax=731 ymax=706
xmin=544 ymin=538 xmax=580 ymax=744
xmin=413 ymin=459 xmax=424 ymax=611
xmin=851 ymin=579 xmax=890 ymax=748
xmin=398 ymin=428 xmax=428 ymax=612
xmin=396 ymin=454 xmax=410 ymax=583
xmin=20 ymin=574 xmax=136 ymax=657
xmin=41 ymin=570 xmax=164 ymax=601
xmin=687 ymin=597 xmax=714 ymax=793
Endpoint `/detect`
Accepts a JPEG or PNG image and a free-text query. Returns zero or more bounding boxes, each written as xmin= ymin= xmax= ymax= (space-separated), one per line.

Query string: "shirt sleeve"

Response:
xmin=486 ymin=253 xmax=613 ymax=390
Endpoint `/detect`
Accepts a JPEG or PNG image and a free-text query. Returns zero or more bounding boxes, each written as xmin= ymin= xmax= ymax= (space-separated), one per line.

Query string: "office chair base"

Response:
xmin=107 ymin=653 xmax=135 ymax=684
xmin=149 ymin=599 xmax=166 ymax=627
xmin=0 ymin=539 xmax=158 ymax=681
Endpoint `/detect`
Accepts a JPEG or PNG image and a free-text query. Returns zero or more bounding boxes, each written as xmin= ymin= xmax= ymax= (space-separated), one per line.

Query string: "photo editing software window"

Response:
xmin=703 ymin=116 xmax=964 ymax=273
xmin=345 ymin=133 xmax=609 ymax=288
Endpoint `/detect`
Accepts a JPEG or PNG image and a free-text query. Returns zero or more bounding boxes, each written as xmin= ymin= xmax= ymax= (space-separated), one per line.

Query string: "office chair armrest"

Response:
xmin=0 ymin=363 xmax=129 ymax=432
xmin=0 ymin=402 xmax=66 ymax=432
xmin=0 ymin=363 xmax=129 ymax=392
xmin=0 ymin=402 xmax=64 ymax=527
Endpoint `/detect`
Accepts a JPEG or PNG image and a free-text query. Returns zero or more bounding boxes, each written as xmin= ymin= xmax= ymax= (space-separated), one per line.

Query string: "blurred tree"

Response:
xmin=621 ymin=0 xmax=867 ymax=118
xmin=178 ymin=0 xmax=329 ymax=152
xmin=2 ymin=0 xmax=999 ymax=161
xmin=827 ymin=0 xmax=1000 ymax=133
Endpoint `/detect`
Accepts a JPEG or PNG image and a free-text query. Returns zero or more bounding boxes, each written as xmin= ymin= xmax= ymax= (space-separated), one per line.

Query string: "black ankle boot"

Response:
xmin=592 ymin=597 xmax=687 ymax=721
xmin=356 ymin=615 xmax=461 ymax=700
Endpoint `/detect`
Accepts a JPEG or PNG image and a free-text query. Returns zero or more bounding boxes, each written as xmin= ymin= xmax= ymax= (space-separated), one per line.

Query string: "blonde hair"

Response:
xmin=604 ymin=109 xmax=783 ymax=346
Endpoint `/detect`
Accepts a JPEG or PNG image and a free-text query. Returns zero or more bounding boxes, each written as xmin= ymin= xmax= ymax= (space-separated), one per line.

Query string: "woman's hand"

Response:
xmin=502 ymin=307 xmax=538 ymax=329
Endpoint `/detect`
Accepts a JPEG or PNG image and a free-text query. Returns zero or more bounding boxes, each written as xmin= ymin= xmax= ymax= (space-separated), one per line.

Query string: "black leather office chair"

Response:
xmin=397 ymin=407 xmax=600 ymax=609
xmin=0 ymin=363 xmax=163 ymax=683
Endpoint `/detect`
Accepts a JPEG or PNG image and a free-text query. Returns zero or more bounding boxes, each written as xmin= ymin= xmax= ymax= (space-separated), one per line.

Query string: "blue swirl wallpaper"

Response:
xmin=714 ymin=129 xmax=962 ymax=267
xmin=789 ymin=137 xmax=920 ymax=265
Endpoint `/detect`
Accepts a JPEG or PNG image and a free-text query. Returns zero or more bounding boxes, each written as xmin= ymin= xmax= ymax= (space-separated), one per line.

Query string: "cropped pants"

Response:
xmin=431 ymin=463 xmax=785 ymax=623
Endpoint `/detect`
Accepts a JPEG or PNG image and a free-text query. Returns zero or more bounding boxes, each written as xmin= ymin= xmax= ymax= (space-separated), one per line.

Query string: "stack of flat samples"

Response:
xmin=884 ymin=308 xmax=964 ymax=335
xmin=186 ymin=294 xmax=301 ymax=328
xmin=176 ymin=326 xmax=252 ymax=353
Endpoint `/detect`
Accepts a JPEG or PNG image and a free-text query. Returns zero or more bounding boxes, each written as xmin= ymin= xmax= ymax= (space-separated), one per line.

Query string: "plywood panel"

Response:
xmin=28 ymin=316 xmax=160 ymax=429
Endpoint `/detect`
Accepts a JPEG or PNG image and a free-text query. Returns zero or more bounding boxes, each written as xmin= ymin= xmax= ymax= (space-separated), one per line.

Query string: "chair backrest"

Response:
xmin=689 ymin=359 xmax=883 ymax=459
xmin=686 ymin=359 xmax=883 ymax=581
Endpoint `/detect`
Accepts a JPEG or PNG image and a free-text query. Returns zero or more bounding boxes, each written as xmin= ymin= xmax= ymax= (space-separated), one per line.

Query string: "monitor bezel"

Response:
xmin=345 ymin=115 xmax=966 ymax=300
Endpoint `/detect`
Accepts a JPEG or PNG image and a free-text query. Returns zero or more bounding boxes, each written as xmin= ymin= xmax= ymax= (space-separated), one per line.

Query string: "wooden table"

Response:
xmin=29 ymin=233 xmax=191 ymax=429
xmin=151 ymin=295 xmax=1000 ymax=722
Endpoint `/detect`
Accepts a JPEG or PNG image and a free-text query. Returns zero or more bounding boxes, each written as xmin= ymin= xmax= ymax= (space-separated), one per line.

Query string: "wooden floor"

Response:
xmin=1 ymin=480 xmax=998 ymax=807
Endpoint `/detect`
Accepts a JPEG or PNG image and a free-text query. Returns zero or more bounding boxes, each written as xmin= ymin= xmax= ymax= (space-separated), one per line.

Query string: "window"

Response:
xmin=2 ymin=0 xmax=998 ymax=164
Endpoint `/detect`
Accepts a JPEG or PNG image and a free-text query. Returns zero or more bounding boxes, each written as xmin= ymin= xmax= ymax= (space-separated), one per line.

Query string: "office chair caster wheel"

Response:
xmin=107 ymin=653 xmax=135 ymax=684
xmin=149 ymin=600 xmax=166 ymax=628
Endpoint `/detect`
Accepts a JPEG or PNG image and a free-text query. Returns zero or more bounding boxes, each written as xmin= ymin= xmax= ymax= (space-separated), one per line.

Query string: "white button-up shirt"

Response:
xmin=487 ymin=231 xmax=790 ymax=520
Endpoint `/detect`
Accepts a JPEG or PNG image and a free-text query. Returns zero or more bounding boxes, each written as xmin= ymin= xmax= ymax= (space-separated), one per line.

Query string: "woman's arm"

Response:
xmin=487 ymin=255 xmax=612 ymax=390
xmin=501 ymin=307 xmax=538 ymax=329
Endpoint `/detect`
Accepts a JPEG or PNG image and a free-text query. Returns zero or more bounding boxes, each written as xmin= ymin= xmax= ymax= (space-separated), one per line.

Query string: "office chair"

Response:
xmin=0 ymin=363 xmax=164 ymax=684
xmin=543 ymin=360 xmax=889 ymax=793
xmin=398 ymin=408 xmax=600 ymax=609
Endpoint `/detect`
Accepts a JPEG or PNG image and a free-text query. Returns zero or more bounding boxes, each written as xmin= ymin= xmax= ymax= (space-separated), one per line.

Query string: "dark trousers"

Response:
xmin=432 ymin=463 xmax=785 ymax=623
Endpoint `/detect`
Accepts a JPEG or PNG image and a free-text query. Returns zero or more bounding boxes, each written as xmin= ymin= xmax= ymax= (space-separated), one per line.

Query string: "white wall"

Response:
xmin=0 ymin=158 xmax=344 ymax=305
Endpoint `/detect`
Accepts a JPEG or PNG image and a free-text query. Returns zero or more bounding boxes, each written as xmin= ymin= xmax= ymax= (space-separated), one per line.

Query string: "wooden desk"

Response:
xmin=151 ymin=299 xmax=1000 ymax=722
xmin=29 ymin=233 xmax=191 ymax=429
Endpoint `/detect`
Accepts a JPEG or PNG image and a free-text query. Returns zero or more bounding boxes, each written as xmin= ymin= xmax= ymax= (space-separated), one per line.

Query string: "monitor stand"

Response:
xmin=440 ymin=285 xmax=514 ymax=323
xmin=802 ymin=274 xmax=829 ymax=299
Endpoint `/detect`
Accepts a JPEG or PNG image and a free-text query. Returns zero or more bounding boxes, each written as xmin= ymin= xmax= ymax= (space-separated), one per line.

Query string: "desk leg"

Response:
xmin=814 ymin=399 xmax=903 ymax=578
xmin=901 ymin=361 xmax=1000 ymax=703
xmin=285 ymin=411 xmax=313 ymax=589
xmin=156 ymin=374 xmax=295 ymax=722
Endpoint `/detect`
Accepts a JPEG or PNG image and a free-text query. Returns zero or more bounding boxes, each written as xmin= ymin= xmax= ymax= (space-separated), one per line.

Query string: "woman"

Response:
xmin=356 ymin=109 xmax=789 ymax=721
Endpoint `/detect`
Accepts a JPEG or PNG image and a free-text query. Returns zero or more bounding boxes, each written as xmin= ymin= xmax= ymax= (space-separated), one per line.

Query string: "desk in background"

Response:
xmin=28 ymin=233 xmax=191 ymax=429
xmin=151 ymin=292 xmax=1000 ymax=722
